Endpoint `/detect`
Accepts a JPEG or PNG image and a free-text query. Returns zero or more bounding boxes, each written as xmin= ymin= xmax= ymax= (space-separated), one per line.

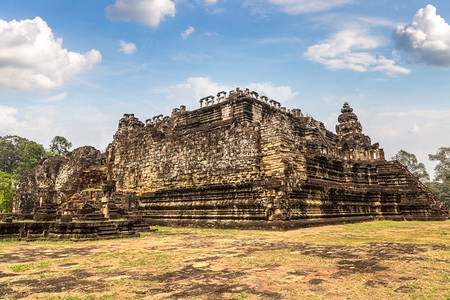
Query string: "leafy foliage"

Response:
xmin=394 ymin=148 xmax=449 ymax=207
xmin=395 ymin=149 xmax=430 ymax=182
xmin=427 ymin=146 xmax=450 ymax=207
xmin=0 ymin=135 xmax=47 ymax=179
xmin=0 ymin=135 xmax=71 ymax=212
xmin=429 ymin=146 xmax=450 ymax=182
xmin=49 ymin=136 xmax=72 ymax=156
xmin=425 ymin=181 xmax=450 ymax=207
xmin=0 ymin=172 xmax=17 ymax=213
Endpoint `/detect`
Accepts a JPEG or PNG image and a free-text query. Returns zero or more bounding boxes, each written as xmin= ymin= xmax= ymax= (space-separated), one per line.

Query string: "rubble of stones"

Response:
xmin=2 ymin=88 xmax=448 ymax=239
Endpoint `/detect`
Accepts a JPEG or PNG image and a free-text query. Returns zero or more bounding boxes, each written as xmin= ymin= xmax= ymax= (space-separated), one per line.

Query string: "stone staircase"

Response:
xmin=390 ymin=160 xmax=449 ymax=218
xmin=33 ymin=203 xmax=58 ymax=221
xmin=96 ymin=222 xmax=119 ymax=238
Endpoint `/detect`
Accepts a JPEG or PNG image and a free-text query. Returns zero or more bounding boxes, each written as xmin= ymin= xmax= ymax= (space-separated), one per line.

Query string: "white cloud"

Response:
xmin=0 ymin=104 xmax=62 ymax=142
xmin=408 ymin=122 xmax=420 ymax=134
xmin=393 ymin=4 xmax=450 ymax=67
xmin=119 ymin=40 xmax=137 ymax=54
xmin=37 ymin=92 xmax=67 ymax=103
xmin=196 ymin=0 xmax=224 ymax=13
xmin=256 ymin=36 xmax=302 ymax=44
xmin=247 ymin=82 xmax=299 ymax=102
xmin=0 ymin=103 xmax=114 ymax=151
xmin=181 ymin=26 xmax=195 ymax=39
xmin=379 ymin=109 xmax=450 ymax=119
xmin=304 ymin=30 xmax=411 ymax=75
xmin=266 ymin=0 xmax=354 ymax=14
xmin=204 ymin=32 xmax=219 ymax=36
xmin=105 ymin=0 xmax=176 ymax=27
xmin=197 ymin=0 xmax=218 ymax=5
xmin=0 ymin=17 xmax=101 ymax=90
xmin=170 ymin=52 xmax=212 ymax=62
xmin=364 ymin=108 xmax=450 ymax=178
xmin=311 ymin=14 xmax=400 ymax=30
xmin=167 ymin=77 xmax=231 ymax=109
xmin=0 ymin=106 xmax=18 ymax=129
xmin=166 ymin=77 xmax=299 ymax=111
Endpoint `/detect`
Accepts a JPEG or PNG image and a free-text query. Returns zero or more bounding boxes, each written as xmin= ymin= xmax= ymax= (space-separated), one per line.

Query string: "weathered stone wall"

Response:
xmin=108 ymin=101 xmax=269 ymax=221
xmin=13 ymin=146 xmax=102 ymax=214
xmin=259 ymin=111 xmax=307 ymax=220
xmin=110 ymin=120 xmax=261 ymax=193
xmin=0 ymin=220 xmax=139 ymax=241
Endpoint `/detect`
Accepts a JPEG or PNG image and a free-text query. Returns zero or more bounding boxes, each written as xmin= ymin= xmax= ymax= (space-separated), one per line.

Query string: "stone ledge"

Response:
xmin=144 ymin=214 xmax=447 ymax=231
xmin=0 ymin=220 xmax=154 ymax=241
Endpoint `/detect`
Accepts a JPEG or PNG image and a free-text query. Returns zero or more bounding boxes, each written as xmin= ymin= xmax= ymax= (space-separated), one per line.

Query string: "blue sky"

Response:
xmin=0 ymin=0 xmax=449 ymax=177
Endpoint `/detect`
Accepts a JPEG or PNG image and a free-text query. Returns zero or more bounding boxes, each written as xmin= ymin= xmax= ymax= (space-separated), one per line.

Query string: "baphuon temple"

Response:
xmin=3 ymin=88 xmax=448 ymax=237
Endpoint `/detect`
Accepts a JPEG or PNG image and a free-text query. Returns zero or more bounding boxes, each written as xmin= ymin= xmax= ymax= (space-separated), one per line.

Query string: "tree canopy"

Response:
xmin=426 ymin=146 xmax=450 ymax=207
xmin=0 ymin=172 xmax=17 ymax=213
xmin=395 ymin=149 xmax=430 ymax=182
xmin=49 ymin=136 xmax=72 ymax=156
xmin=429 ymin=146 xmax=450 ymax=182
xmin=0 ymin=135 xmax=72 ymax=213
xmin=0 ymin=135 xmax=47 ymax=179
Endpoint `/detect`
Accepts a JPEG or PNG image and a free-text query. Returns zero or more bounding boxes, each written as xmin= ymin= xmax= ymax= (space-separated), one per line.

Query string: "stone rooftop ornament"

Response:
xmin=217 ymin=91 xmax=227 ymax=103
xmin=199 ymin=97 xmax=205 ymax=108
xmin=341 ymin=102 xmax=353 ymax=113
xmin=206 ymin=95 xmax=215 ymax=105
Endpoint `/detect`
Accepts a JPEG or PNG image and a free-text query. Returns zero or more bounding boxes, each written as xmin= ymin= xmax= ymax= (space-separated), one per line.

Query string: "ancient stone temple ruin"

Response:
xmin=8 ymin=88 xmax=449 ymax=232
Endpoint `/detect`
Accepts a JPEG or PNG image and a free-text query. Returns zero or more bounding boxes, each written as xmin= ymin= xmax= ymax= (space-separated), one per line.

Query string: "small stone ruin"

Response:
xmin=2 ymin=88 xmax=448 ymax=239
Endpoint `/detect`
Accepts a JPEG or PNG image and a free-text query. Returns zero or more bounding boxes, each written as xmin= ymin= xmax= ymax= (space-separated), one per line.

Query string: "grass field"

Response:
xmin=0 ymin=220 xmax=449 ymax=299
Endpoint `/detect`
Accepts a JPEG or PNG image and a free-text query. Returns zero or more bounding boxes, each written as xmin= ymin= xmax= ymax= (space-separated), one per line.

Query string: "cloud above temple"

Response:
xmin=0 ymin=104 xmax=61 ymax=141
xmin=0 ymin=106 xmax=18 ymax=129
xmin=266 ymin=0 xmax=354 ymax=14
xmin=166 ymin=77 xmax=299 ymax=110
xmin=0 ymin=17 xmax=101 ymax=90
xmin=197 ymin=0 xmax=218 ymax=5
xmin=366 ymin=108 xmax=450 ymax=177
xmin=106 ymin=0 xmax=176 ymax=27
xmin=119 ymin=40 xmax=137 ymax=54
xmin=0 ymin=101 xmax=114 ymax=152
xmin=243 ymin=0 xmax=354 ymax=17
xmin=166 ymin=77 xmax=230 ymax=108
xmin=247 ymin=82 xmax=299 ymax=102
xmin=393 ymin=4 xmax=450 ymax=67
xmin=304 ymin=29 xmax=410 ymax=75
xmin=181 ymin=26 xmax=195 ymax=39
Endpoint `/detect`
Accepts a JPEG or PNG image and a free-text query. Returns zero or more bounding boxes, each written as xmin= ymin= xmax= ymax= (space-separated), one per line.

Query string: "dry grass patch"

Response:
xmin=0 ymin=220 xmax=448 ymax=299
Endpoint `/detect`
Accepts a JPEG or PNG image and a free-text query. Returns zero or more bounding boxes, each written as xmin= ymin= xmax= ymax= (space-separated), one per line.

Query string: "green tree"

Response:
xmin=395 ymin=149 xmax=430 ymax=182
xmin=426 ymin=181 xmax=450 ymax=207
xmin=15 ymin=140 xmax=47 ymax=177
xmin=0 ymin=135 xmax=46 ymax=179
xmin=0 ymin=172 xmax=17 ymax=213
xmin=428 ymin=146 xmax=450 ymax=182
xmin=0 ymin=135 xmax=23 ymax=174
xmin=49 ymin=136 xmax=72 ymax=156
xmin=426 ymin=146 xmax=450 ymax=207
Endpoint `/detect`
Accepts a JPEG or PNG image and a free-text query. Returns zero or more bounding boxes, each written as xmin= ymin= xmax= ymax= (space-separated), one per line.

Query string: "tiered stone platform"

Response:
xmin=8 ymin=88 xmax=447 ymax=234
xmin=0 ymin=220 xmax=142 ymax=241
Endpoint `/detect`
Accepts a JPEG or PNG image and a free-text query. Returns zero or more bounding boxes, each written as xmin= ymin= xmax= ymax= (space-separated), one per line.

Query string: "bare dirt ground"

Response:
xmin=0 ymin=220 xmax=449 ymax=299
